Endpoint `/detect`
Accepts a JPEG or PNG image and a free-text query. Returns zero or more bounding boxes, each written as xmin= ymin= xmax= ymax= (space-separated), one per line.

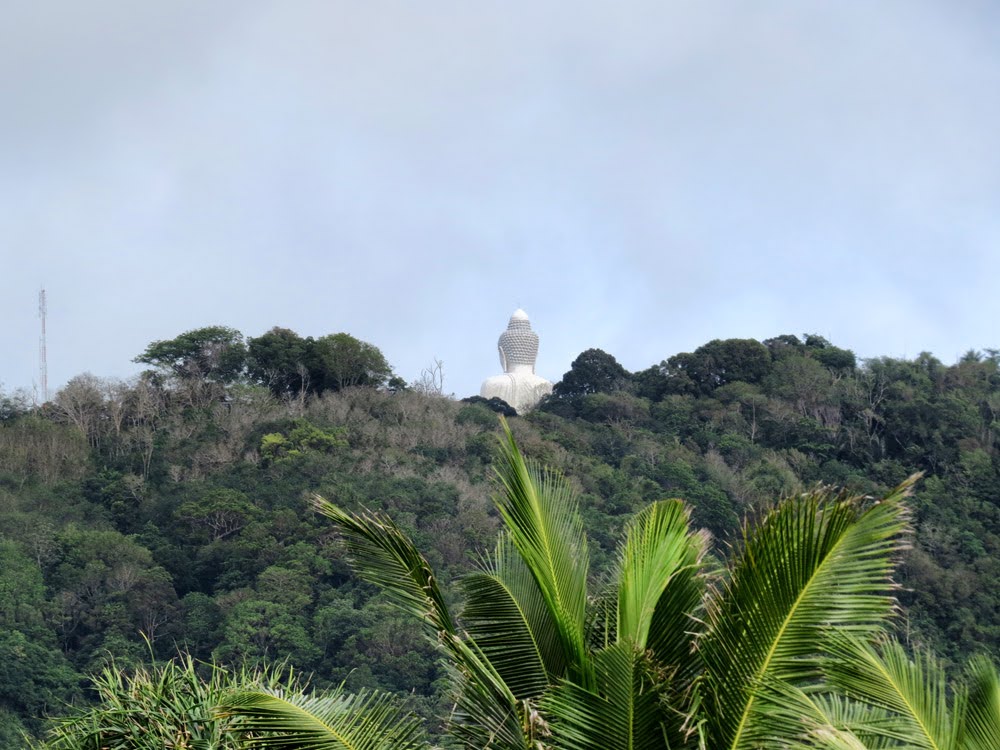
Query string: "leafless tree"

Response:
xmin=412 ymin=358 xmax=446 ymax=396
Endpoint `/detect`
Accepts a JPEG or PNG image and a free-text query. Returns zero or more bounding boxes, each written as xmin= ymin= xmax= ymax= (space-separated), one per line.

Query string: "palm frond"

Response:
xmin=542 ymin=643 xmax=670 ymax=750
xmin=807 ymin=693 xmax=913 ymax=748
xmin=442 ymin=650 xmax=535 ymax=750
xmin=616 ymin=499 xmax=704 ymax=653
xmin=220 ymin=687 xmax=427 ymax=750
xmin=963 ymin=655 xmax=1000 ymax=750
xmin=310 ymin=495 xmax=455 ymax=640
xmin=697 ymin=477 xmax=913 ymax=750
xmin=312 ymin=490 xmax=532 ymax=748
xmin=493 ymin=417 xmax=592 ymax=687
xmin=796 ymin=727 xmax=873 ymax=750
xmin=585 ymin=580 xmax=618 ymax=652
xmin=823 ymin=636 xmax=960 ymax=750
xmin=461 ymin=533 xmax=566 ymax=698
xmin=747 ymin=679 xmax=908 ymax=749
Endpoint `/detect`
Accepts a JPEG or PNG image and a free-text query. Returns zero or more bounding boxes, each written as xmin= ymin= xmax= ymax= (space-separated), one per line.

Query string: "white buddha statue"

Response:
xmin=480 ymin=309 xmax=553 ymax=413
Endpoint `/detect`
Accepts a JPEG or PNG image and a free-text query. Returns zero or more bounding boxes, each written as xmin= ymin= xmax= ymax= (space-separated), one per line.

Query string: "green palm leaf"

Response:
xmin=617 ymin=497 xmax=707 ymax=706
xmin=541 ymin=643 xmax=667 ymax=750
xmin=442 ymin=652 xmax=538 ymax=750
xmin=798 ymin=727 xmax=873 ymax=750
xmin=310 ymin=496 xmax=455 ymax=640
xmin=220 ymin=688 xmax=427 ymax=750
xmin=462 ymin=533 xmax=566 ymax=698
xmin=963 ymin=655 xmax=1000 ymax=750
xmin=493 ymin=418 xmax=592 ymax=687
xmin=807 ymin=693 xmax=911 ymax=748
xmin=616 ymin=499 xmax=704 ymax=653
xmin=697 ymin=478 xmax=913 ymax=750
xmin=311 ymin=495 xmax=531 ymax=749
xmin=755 ymin=679 xmax=910 ymax=749
xmin=822 ymin=637 xmax=960 ymax=750
xmin=44 ymin=656 xmax=298 ymax=750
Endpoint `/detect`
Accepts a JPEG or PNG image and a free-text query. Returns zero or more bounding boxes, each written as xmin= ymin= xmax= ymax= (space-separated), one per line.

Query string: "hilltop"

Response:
xmin=1 ymin=327 xmax=998 ymax=746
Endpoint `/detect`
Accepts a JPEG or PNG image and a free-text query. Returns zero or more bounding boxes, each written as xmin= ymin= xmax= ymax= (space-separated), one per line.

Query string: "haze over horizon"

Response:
xmin=3 ymin=2 xmax=999 ymax=400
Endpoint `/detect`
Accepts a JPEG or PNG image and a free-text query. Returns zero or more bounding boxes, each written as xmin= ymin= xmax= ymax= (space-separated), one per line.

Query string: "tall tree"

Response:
xmin=311 ymin=333 xmax=392 ymax=393
xmin=247 ymin=327 xmax=311 ymax=398
xmin=134 ymin=326 xmax=247 ymax=384
xmin=553 ymin=348 xmax=630 ymax=398
xmin=664 ymin=338 xmax=773 ymax=395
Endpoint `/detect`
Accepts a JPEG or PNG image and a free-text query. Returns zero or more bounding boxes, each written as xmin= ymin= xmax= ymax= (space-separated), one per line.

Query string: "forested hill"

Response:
xmin=2 ymin=327 xmax=999 ymax=746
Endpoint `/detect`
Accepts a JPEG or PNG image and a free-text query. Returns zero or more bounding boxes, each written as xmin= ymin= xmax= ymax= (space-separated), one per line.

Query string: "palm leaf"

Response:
xmin=616 ymin=499 xmax=704 ymax=653
xmin=807 ymin=693 xmax=912 ymax=748
xmin=493 ymin=417 xmax=592 ymax=687
xmin=462 ymin=533 xmax=566 ymax=698
xmin=542 ymin=643 xmax=667 ymax=750
xmin=614 ymin=498 xmax=708 ymax=746
xmin=822 ymin=636 xmax=960 ymax=750
xmin=963 ymin=655 xmax=1000 ymax=750
xmin=752 ymin=679 xmax=909 ymax=749
xmin=311 ymin=495 xmax=531 ymax=748
xmin=310 ymin=495 xmax=455 ymax=640
xmin=697 ymin=478 xmax=913 ymax=750
xmin=797 ymin=727 xmax=873 ymax=750
xmin=442 ymin=650 xmax=536 ymax=750
xmin=585 ymin=580 xmax=618 ymax=652
xmin=220 ymin=688 xmax=427 ymax=750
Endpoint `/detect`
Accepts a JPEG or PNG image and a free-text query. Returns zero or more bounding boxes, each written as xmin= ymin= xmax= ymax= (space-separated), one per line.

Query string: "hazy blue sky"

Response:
xmin=3 ymin=1 xmax=999 ymax=400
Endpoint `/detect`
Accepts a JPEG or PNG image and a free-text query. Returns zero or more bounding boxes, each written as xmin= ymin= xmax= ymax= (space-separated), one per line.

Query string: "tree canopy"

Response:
xmin=134 ymin=326 xmax=247 ymax=383
xmin=246 ymin=328 xmax=394 ymax=397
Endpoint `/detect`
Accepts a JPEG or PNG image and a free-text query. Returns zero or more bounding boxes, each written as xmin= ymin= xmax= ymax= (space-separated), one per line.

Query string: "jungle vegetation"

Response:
xmin=2 ymin=326 xmax=999 ymax=746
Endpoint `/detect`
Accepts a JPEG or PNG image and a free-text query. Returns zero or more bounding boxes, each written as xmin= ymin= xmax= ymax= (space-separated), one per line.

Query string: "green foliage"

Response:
xmin=663 ymin=338 xmax=773 ymax=395
xmin=247 ymin=327 xmax=311 ymax=398
xmin=0 ymin=385 xmax=31 ymax=422
xmin=965 ymin=655 xmax=1000 ymax=750
xmin=134 ymin=325 xmax=247 ymax=383
xmin=0 ymin=415 xmax=89 ymax=485
xmin=311 ymin=333 xmax=393 ymax=393
xmin=260 ymin=419 xmax=346 ymax=463
xmin=552 ymin=348 xmax=630 ymax=399
xmin=176 ymin=488 xmax=259 ymax=542
xmin=218 ymin=687 xmax=427 ymax=750
xmin=44 ymin=655 xmax=245 ymax=749
xmin=247 ymin=328 xmax=395 ymax=398
xmin=459 ymin=396 xmax=517 ymax=418
xmin=4 ymin=327 xmax=1000 ymax=744
xmin=698 ymin=480 xmax=912 ymax=750
xmin=0 ymin=631 xmax=79 ymax=737
xmin=82 ymin=470 xmax=142 ymax=532
xmin=43 ymin=653 xmax=423 ymax=750
xmin=316 ymin=421 xmax=926 ymax=749
xmin=214 ymin=598 xmax=321 ymax=666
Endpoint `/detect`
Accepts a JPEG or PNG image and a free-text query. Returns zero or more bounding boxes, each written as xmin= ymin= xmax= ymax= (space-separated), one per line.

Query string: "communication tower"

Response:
xmin=38 ymin=288 xmax=48 ymax=403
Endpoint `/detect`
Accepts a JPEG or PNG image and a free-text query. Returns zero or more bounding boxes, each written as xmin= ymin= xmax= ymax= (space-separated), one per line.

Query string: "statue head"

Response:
xmin=498 ymin=309 xmax=539 ymax=373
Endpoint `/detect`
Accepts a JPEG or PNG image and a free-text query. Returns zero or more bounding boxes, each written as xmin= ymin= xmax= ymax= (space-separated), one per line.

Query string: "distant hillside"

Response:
xmin=2 ymin=327 xmax=998 ymax=746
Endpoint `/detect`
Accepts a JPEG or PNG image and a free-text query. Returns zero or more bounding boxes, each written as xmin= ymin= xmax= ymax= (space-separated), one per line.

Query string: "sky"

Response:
xmin=2 ymin=1 xmax=1000 ymax=401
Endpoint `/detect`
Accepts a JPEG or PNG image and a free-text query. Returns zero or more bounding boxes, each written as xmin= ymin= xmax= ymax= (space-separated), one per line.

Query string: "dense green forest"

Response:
xmin=2 ymin=325 xmax=999 ymax=746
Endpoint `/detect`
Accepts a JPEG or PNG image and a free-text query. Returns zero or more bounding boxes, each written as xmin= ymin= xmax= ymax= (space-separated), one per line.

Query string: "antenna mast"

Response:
xmin=38 ymin=288 xmax=48 ymax=403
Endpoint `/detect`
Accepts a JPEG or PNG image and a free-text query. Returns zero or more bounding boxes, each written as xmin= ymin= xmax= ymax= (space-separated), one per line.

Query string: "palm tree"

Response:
xmin=225 ymin=419 xmax=1000 ymax=749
